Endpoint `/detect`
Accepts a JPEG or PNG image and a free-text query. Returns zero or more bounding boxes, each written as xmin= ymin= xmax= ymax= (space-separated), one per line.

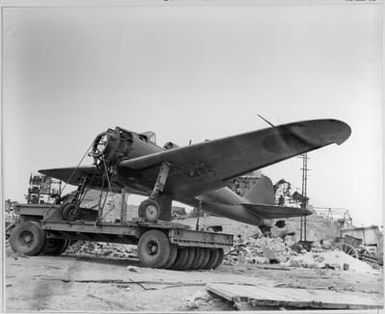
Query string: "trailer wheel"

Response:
xmin=171 ymin=247 xmax=189 ymax=270
xmin=138 ymin=199 xmax=160 ymax=222
xmin=211 ymin=248 xmax=224 ymax=269
xmin=191 ymin=248 xmax=206 ymax=270
xmin=164 ymin=244 xmax=178 ymax=269
xmin=183 ymin=247 xmax=196 ymax=270
xmin=200 ymin=248 xmax=212 ymax=269
xmin=9 ymin=222 xmax=46 ymax=256
xmin=137 ymin=229 xmax=171 ymax=268
xmin=42 ymin=238 xmax=70 ymax=255
xmin=203 ymin=249 xmax=218 ymax=269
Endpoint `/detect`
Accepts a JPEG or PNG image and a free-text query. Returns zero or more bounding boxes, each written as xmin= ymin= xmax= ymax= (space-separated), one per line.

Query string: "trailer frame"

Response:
xmin=9 ymin=203 xmax=233 ymax=270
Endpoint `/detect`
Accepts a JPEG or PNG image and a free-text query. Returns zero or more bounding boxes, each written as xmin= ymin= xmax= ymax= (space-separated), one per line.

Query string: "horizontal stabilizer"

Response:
xmin=39 ymin=166 xmax=98 ymax=186
xmin=243 ymin=203 xmax=312 ymax=219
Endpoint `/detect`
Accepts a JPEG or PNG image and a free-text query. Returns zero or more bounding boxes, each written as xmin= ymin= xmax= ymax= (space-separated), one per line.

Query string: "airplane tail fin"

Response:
xmin=243 ymin=175 xmax=312 ymax=223
xmin=243 ymin=175 xmax=275 ymax=205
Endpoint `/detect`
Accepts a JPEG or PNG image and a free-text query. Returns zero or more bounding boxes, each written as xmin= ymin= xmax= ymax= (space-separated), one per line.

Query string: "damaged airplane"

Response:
xmin=39 ymin=119 xmax=351 ymax=232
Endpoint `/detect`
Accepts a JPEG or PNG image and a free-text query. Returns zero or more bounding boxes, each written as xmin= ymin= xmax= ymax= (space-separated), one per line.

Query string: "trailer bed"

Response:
xmin=10 ymin=203 xmax=233 ymax=270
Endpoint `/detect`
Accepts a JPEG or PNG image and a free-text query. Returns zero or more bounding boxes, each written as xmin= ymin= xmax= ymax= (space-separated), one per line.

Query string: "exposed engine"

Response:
xmin=163 ymin=141 xmax=179 ymax=150
xmin=91 ymin=127 xmax=133 ymax=168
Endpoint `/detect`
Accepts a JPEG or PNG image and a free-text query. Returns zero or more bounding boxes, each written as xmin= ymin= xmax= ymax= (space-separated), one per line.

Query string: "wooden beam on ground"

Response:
xmin=206 ymin=283 xmax=383 ymax=310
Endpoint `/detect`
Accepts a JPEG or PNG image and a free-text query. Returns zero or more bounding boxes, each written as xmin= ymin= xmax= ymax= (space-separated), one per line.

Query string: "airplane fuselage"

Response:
xmin=117 ymin=130 xmax=272 ymax=227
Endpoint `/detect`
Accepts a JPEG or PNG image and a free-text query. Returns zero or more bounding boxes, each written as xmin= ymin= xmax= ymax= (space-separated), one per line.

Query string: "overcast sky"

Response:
xmin=3 ymin=3 xmax=383 ymax=227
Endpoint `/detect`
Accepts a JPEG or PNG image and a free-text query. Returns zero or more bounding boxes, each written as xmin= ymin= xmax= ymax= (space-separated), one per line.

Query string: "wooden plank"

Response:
xmin=206 ymin=283 xmax=383 ymax=310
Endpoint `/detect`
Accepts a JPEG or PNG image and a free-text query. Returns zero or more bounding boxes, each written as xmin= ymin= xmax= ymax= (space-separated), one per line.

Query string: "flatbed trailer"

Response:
xmin=8 ymin=203 xmax=233 ymax=270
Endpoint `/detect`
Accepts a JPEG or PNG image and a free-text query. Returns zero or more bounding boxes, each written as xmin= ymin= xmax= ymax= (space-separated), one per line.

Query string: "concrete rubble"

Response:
xmin=65 ymin=241 xmax=138 ymax=259
xmin=224 ymin=236 xmax=296 ymax=265
xmin=284 ymin=251 xmax=376 ymax=273
xmin=63 ymin=235 xmax=377 ymax=274
xmin=223 ymin=235 xmax=377 ymax=273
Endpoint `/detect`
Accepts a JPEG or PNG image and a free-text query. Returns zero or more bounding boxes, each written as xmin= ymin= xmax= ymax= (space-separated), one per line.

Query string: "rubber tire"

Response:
xmin=211 ymin=248 xmax=224 ymax=269
xmin=137 ymin=229 xmax=171 ymax=268
xmin=61 ymin=203 xmax=75 ymax=220
xmin=9 ymin=221 xmax=46 ymax=256
xmin=182 ymin=247 xmax=196 ymax=270
xmin=138 ymin=199 xmax=160 ymax=222
xmin=164 ymin=244 xmax=178 ymax=269
xmin=191 ymin=248 xmax=206 ymax=270
xmin=171 ymin=247 xmax=190 ymax=270
xmin=200 ymin=248 xmax=212 ymax=270
xmin=67 ymin=206 xmax=81 ymax=221
xmin=196 ymin=248 xmax=210 ymax=270
xmin=41 ymin=238 xmax=70 ymax=255
xmin=203 ymin=249 xmax=219 ymax=270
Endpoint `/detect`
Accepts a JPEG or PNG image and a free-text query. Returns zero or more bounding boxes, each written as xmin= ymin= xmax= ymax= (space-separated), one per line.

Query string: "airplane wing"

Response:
xmin=38 ymin=166 xmax=147 ymax=195
xmin=118 ymin=119 xmax=351 ymax=196
xmin=39 ymin=166 xmax=98 ymax=186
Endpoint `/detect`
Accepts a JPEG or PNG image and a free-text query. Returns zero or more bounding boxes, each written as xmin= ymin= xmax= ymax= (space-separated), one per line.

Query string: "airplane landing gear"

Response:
xmin=138 ymin=162 xmax=170 ymax=222
xmin=61 ymin=203 xmax=81 ymax=221
xmin=138 ymin=199 xmax=161 ymax=222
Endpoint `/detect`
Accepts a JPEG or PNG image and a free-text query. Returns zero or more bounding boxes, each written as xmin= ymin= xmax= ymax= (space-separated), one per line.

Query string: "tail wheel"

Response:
xmin=182 ymin=247 xmax=196 ymax=270
xmin=164 ymin=244 xmax=178 ymax=269
xmin=137 ymin=229 xmax=171 ymax=268
xmin=42 ymin=238 xmax=70 ymax=255
xmin=9 ymin=221 xmax=46 ymax=256
xmin=211 ymin=248 xmax=224 ymax=269
xmin=337 ymin=243 xmax=358 ymax=258
xmin=171 ymin=247 xmax=190 ymax=270
xmin=138 ymin=199 xmax=160 ymax=222
xmin=191 ymin=248 xmax=206 ymax=270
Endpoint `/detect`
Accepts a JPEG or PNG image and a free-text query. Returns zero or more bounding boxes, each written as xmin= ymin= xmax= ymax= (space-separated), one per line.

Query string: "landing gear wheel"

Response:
xmin=42 ymin=238 xmax=70 ymax=255
xmin=171 ymin=247 xmax=190 ymax=270
xmin=9 ymin=221 xmax=46 ymax=256
xmin=137 ymin=229 xmax=171 ymax=268
xmin=61 ymin=203 xmax=80 ymax=221
xmin=191 ymin=248 xmax=206 ymax=270
xmin=183 ymin=247 xmax=196 ymax=270
xmin=164 ymin=245 xmax=178 ymax=269
xmin=211 ymin=248 xmax=224 ymax=269
xmin=337 ymin=243 xmax=358 ymax=258
xmin=138 ymin=199 xmax=160 ymax=222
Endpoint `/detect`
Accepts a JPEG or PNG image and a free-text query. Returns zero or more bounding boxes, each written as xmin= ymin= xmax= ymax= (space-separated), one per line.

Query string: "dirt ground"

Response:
xmin=5 ymin=248 xmax=383 ymax=312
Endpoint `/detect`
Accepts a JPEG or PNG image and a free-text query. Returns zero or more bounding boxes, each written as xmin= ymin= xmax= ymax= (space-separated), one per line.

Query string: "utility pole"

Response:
xmin=299 ymin=153 xmax=310 ymax=242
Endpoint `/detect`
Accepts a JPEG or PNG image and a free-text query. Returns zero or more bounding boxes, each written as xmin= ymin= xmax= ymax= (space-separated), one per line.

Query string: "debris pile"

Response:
xmin=284 ymin=250 xmax=376 ymax=273
xmin=184 ymin=291 xmax=212 ymax=310
xmin=65 ymin=241 xmax=138 ymax=259
xmin=224 ymin=237 xmax=296 ymax=265
xmin=224 ymin=236 xmax=376 ymax=273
